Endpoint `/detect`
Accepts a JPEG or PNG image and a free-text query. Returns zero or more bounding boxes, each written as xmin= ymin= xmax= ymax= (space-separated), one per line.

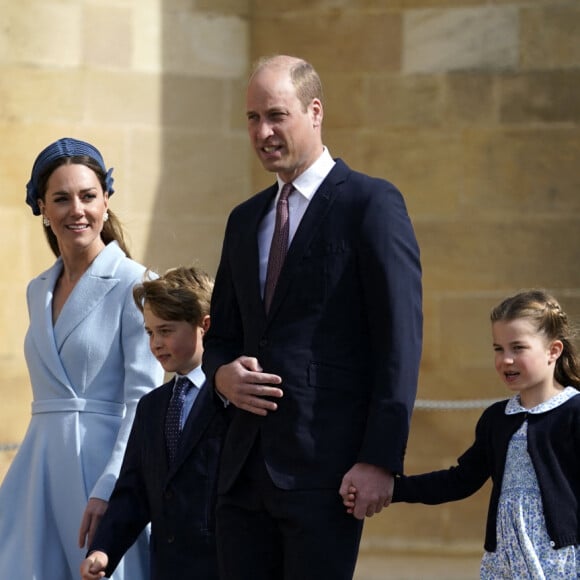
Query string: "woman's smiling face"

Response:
xmin=38 ymin=163 xmax=108 ymax=257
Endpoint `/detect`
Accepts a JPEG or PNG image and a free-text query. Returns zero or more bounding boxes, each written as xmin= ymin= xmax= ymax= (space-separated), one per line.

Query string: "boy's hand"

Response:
xmin=215 ymin=356 xmax=283 ymax=416
xmin=80 ymin=551 xmax=108 ymax=579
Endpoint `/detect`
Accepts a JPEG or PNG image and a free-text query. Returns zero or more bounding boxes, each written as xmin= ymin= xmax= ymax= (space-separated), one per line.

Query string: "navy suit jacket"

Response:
xmin=89 ymin=378 xmax=228 ymax=579
xmin=203 ymin=158 xmax=422 ymax=493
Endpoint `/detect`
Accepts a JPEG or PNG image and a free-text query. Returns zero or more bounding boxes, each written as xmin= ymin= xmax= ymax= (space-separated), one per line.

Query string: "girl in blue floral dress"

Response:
xmin=343 ymin=289 xmax=580 ymax=579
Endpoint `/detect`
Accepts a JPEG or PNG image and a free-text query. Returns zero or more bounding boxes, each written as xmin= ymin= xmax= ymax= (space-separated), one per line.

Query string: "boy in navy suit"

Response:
xmin=80 ymin=266 xmax=227 ymax=580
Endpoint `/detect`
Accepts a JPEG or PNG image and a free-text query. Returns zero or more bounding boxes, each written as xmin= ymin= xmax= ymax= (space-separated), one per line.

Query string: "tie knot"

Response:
xmin=174 ymin=376 xmax=191 ymax=396
xmin=280 ymin=182 xmax=294 ymax=201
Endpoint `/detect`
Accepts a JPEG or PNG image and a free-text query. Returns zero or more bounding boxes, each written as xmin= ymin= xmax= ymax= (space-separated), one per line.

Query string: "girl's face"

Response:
xmin=144 ymin=304 xmax=209 ymax=376
xmin=492 ymin=317 xmax=563 ymax=407
xmin=38 ymin=163 xmax=108 ymax=258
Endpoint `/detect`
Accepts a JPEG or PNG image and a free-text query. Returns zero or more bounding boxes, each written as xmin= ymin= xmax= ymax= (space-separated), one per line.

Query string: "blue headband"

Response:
xmin=25 ymin=137 xmax=115 ymax=216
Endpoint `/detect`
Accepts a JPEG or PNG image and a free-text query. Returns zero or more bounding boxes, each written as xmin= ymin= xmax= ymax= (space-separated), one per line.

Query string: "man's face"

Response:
xmin=246 ymin=65 xmax=323 ymax=183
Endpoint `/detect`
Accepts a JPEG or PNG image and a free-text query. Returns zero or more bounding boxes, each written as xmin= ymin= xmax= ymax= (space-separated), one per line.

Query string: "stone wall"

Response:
xmin=0 ymin=0 xmax=250 ymax=479
xmin=1 ymin=0 xmax=579 ymax=557
xmin=250 ymin=0 xmax=580 ymax=553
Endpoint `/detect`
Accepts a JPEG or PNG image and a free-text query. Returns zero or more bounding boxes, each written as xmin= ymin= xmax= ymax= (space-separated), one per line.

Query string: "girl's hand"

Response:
xmin=341 ymin=485 xmax=358 ymax=514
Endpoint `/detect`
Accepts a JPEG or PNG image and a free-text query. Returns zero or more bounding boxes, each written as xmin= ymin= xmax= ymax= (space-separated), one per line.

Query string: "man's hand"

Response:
xmin=78 ymin=498 xmax=108 ymax=549
xmin=339 ymin=463 xmax=394 ymax=520
xmin=215 ymin=356 xmax=283 ymax=416
xmin=80 ymin=551 xmax=108 ymax=579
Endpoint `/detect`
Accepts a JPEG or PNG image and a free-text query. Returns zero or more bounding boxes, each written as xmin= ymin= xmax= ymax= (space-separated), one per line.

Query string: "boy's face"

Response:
xmin=143 ymin=304 xmax=209 ymax=376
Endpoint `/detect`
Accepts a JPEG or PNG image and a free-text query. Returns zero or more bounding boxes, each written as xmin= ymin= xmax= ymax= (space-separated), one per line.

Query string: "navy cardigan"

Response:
xmin=392 ymin=393 xmax=580 ymax=551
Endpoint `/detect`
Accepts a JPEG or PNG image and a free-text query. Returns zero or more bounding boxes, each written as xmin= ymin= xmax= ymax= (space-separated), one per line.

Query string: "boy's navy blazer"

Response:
xmin=90 ymin=377 xmax=227 ymax=580
xmin=204 ymin=158 xmax=423 ymax=493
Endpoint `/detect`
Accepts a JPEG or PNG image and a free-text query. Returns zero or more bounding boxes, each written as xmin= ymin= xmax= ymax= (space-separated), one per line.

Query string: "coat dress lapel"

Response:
xmin=27 ymin=258 xmax=74 ymax=392
xmin=53 ymin=243 xmax=122 ymax=349
xmin=27 ymin=242 xmax=126 ymax=396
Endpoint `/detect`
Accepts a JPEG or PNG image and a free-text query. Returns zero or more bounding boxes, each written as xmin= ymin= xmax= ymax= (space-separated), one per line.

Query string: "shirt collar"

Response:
xmin=276 ymin=146 xmax=335 ymax=201
xmin=504 ymin=386 xmax=579 ymax=415
xmin=174 ymin=365 xmax=205 ymax=391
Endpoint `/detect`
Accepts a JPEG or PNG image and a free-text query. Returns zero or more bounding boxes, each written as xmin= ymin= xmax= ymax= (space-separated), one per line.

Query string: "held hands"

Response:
xmin=215 ymin=356 xmax=283 ymax=416
xmin=80 ymin=551 xmax=108 ymax=579
xmin=78 ymin=498 xmax=108 ymax=549
xmin=339 ymin=463 xmax=394 ymax=520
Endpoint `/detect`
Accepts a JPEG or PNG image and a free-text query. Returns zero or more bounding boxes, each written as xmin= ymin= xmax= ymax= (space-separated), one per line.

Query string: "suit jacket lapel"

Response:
xmin=149 ymin=382 xmax=173 ymax=471
xmin=239 ymin=185 xmax=277 ymax=322
xmin=169 ymin=383 xmax=216 ymax=476
xmin=266 ymin=163 xmax=346 ymax=318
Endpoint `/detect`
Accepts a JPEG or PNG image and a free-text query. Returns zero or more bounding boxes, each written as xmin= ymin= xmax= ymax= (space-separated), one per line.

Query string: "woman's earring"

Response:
xmin=42 ymin=216 xmax=50 ymax=227
xmin=103 ymin=211 xmax=109 ymax=222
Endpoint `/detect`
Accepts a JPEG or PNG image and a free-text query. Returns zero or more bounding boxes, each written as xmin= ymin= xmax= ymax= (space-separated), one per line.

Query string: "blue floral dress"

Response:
xmin=480 ymin=387 xmax=580 ymax=579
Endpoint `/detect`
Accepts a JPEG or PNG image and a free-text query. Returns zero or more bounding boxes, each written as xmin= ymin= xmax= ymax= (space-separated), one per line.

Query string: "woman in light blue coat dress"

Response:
xmin=0 ymin=138 xmax=164 ymax=579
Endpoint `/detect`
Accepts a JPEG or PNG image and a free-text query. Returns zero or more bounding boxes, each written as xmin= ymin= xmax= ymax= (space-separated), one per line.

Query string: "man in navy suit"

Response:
xmin=81 ymin=267 xmax=227 ymax=580
xmin=203 ymin=55 xmax=423 ymax=580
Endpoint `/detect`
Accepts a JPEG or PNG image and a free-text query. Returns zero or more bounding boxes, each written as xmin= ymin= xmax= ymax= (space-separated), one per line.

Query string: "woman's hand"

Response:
xmin=78 ymin=498 xmax=108 ymax=548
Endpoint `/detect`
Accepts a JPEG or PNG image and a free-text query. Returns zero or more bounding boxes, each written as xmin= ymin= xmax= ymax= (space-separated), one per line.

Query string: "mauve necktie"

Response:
xmin=264 ymin=182 xmax=295 ymax=312
xmin=165 ymin=376 xmax=191 ymax=464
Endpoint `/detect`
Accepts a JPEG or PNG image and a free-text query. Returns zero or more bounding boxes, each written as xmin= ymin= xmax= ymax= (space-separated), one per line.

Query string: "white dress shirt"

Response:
xmin=257 ymin=147 xmax=336 ymax=297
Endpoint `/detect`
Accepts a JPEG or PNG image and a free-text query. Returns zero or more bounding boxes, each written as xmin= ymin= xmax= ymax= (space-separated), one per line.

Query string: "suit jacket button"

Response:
xmin=259 ymin=338 xmax=268 ymax=347
xmin=167 ymin=535 xmax=175 ymax=544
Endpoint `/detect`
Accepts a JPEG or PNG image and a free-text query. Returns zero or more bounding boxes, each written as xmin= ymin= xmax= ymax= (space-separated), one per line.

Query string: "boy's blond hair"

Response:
xmin=133 ymin=266 xmax=214 ymax=326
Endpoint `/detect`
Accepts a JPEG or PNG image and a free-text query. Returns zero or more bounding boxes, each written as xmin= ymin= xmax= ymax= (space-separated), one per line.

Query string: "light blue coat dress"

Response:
xmin=0 ymin=242 xmax=164 ymax=579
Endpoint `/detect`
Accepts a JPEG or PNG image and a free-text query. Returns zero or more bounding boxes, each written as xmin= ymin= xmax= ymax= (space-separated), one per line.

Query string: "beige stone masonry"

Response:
xmin=253 ymin=10 xmax=401 ymax=73
xmin=158 ymin=13 xmax=248 ymax=77
xmin=366 ymin=75 xmax=443 ymax=127
xmin=417 ymin=218 xmax=580 ymax=292
xmin=499 ymin=71 xmax=580 ymax=124
xmin=319 ymin=73 xmax=368 ymax=130
xmin=0 ymin=1 xmax=83 ymax=68
xmin=460 ymin=127 xmax=580 ymax=213
xmin=324 ymin=127 xmax=464 ymax=218
xmin=0 ymin=68 xmax=86 ymax=126
xmin=129 ymin=128 xmax=250 ymax=219
xmin=2 ymin=0 xmax=580 ymax=562
xmin=83 ymin=4 xmax=133 ymax=69
xmin=86 ymin=71 xmax=162 ymax=125
xmin=521 ymin=5 xmax=580 ymax=70
xmin=403 ymin=6 xmax=519 ymax=73
xmin=252 ymin=0 xmax=485 ymax=12
xmin=196 ymin=0 xmax=250 ymax=15
xmin=442 ymin=72 xmax=497 ymax=125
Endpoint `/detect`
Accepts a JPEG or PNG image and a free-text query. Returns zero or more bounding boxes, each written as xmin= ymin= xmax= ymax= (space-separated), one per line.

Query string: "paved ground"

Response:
xmin=354 ymin=552 xmax=481 ymax=580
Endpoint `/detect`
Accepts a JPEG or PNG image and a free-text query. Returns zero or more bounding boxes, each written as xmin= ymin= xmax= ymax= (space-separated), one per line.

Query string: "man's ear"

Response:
xmin=310 ymin=98 xmax=323 ymax=128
